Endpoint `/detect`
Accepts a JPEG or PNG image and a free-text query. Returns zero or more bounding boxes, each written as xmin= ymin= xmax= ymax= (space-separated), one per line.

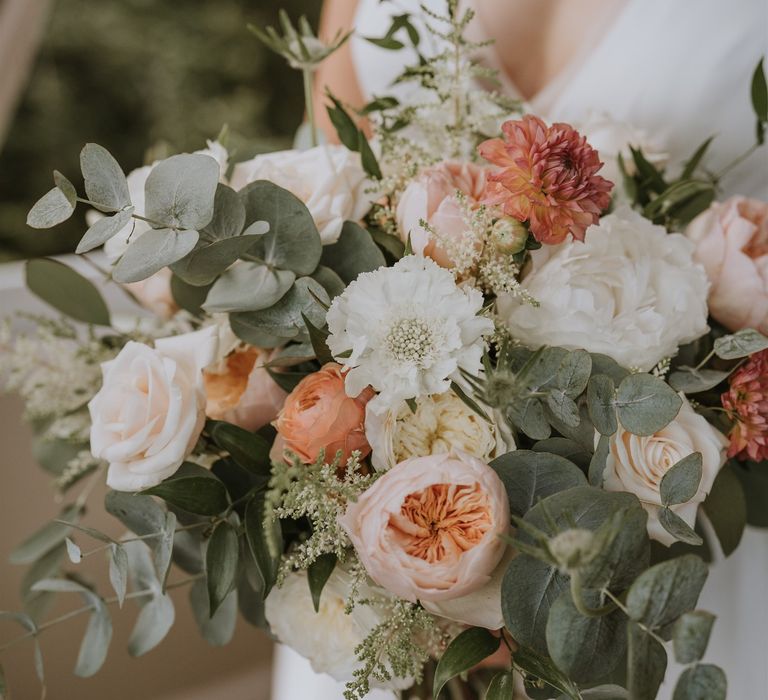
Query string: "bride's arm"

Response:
xmin=313 ymin=0 xmax=366 ymax=143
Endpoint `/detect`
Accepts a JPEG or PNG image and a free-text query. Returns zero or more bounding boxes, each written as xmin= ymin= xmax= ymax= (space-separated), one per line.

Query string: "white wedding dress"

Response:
xmin=272 ymin=1 xmax=768 ymax=697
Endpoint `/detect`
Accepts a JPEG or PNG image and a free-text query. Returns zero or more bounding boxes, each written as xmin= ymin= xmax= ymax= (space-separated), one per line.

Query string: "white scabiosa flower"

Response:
xmin=365 ymin=391 xmax=510 ymax=471
xmin=326 ymin=256 xmax=493 ymax=408
xmin=498 ymin=210 xmax=710 ymax=371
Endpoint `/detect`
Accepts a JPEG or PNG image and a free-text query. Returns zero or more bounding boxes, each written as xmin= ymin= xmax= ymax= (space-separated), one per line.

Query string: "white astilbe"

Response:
xmin=326 ymin=256 xmax=493 ymax=409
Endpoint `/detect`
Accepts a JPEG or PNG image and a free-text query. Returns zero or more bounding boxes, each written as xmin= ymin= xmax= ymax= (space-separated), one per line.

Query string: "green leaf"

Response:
xmin=203 ymin=263 xmax=295 ymax=312
xmin=545 ymin=389 xmax=580 ymax=427
xmin=170 ymin=274 xmax=211 ymax=316
xmin=587 ymin=374 xmax=618 ymax=435
xmin=326 ymin=94 xmax=359 ymax=151
xmin=303 ymin=313 xmax=334 ymax=365
xmin=451 ymin=380 xmax=492 ymax=422
xmin=0 ymin=612 xmax=44 ymax=686
xmin=244 ymin=496 xmax=282 ymax=597
xmin=0 ymin=662 xmax=6 ymax=699
xmin=208 ymin=421 xmax=272 ymax=477
xmin=369 ymin=227 xmax=405 ymax=260
xmin=173 ymin=233 xmax=267 ymax=287
xmin=112 ymin=228 xmax=200 ymax=283
xmin=627 ymin=622 xmax=667 ymax=700
xmin=659 ymin=508 xmax=703 ymax=546
xmin=240 ymin=180 xmax=322 ymax=275
xmin=433 ymin=627 xmax=500 ymax=699
xmin=490 ymin=450 xmax=586 ymax=517
xmin=672 ymin=610 xmax=715 ymax=664
xmin=630 ymin=146 xmax=668 ymax=193
xmin=359 ymin=131 xmax=382 ymax=179
xmin=311 ymin=265 xmax=346 ymax=299
xmin=673 ymin=663 xmax=726 ymax=700
xmin=190 ymin=580 xmax=237 ymax=646
xmin=625 ymin=554 xmax=708 ymax=628
xmin=201 ymin=183 xmax=247 ymax=239
xmin=562 ymin=687 xmax=628 ymax=700
xmin=105 ymin=490 xmax=166 ymax=536
xmin=702 ymin=463 xmax=746 ymax=556
xmin=145 ymin=153 xmax=219 ymax=230
xmin=109 ymin=543 xmax=129 ymax=608
xmin=32 ymin=579 xmax=112 ymax=677
xmin=206 ymin=521 xmax=239 ymax=616
xmin=142 ymin=475 xmax=229 ymax=516
xmin=485 ymin=671 xmax=516 ymax=700
xmin=643 ymin=180 xmax=715 ymax=222
xmin=26 ymin=185 xmax=77 ymax=228
xmin=589 ymin=434 xmax=610 ymax=486
xmin=615 ymin=373 xmax=682 ymax=436
xmin=668 ymin=367 xmax=730 ymax=394
xmin=365 ymin=35 xmax=405 ymax=50
xmin=26 ymin=258 xmax=110 ymax=326
xmin=532 ymin=438 xmax=592 ymax=471
xmin=76 ymin=208 xmax=135 ymax=254
xmin=320 ymin=221 xmax=385 ymax=283
xmin=546 ymin=591 xmax=627 ymax=684
xmin=65 ymin=537 xmax=81 ymax=564
xmin=229 ymin=276 xmax=329 ymax=343
xmin=80 ymin=143 xmax=130 ymax=212
xmin=154 ymin=511 xmax=177 ymax=591
xmin=680 ymin=136 xmax=715 ymax=180
xmin=554 ymin=350 xmax=592 ymax=397
xmin=10 ymin=505 xmax=80 ymax=565
xmin=501 ymin=554 xmax=568 ymax=653
xmin=661 ymin=453 xmax=703 ymax=506
xmin=513 ymin=645 xmax=581 ymax=699
xmin=751 ymin=58 xmax=768 ymax=125
xmin=590 ymin=354 xmax=630 ymax=384
xmin=307 ymin=553 xmax=337 ymax=612
xmin=713 ymin=328 xmax=768 ymax=359
xmin=509 ymin=397 xmax=551 ymax=440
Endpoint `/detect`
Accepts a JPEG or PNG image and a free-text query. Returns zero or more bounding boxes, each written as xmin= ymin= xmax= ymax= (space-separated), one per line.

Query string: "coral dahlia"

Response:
xmin=478 ymin=115 xmax=613 ymax=244
xmin=721 ymin=349 xmax=768 ymax=461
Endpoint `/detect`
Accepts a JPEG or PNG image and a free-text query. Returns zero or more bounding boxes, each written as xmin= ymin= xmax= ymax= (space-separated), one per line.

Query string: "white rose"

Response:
xmin=365 ymin=391 xmax=511 ymax=472
xmin=89 ymin=326 xmax=218 ymax=491
xmin=499 ymin=210 xmax=710 ymax=371
xmin=265 ymin=568 xmax=411 ymax=688
xmin=601 ymin=396 xmax=728 ymax=546
xmin=229 ymin=144 xmax=373 ymax=244
xmin=576 ymin=112 xmax=668 ymax=191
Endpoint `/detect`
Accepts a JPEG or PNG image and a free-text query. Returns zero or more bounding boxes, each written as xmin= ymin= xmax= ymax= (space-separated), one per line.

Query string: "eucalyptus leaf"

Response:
xmin=319 ymin=221 xmax=385 ymax=283
xmin=145 ymin=153 xmax=219 ymax=230
xmin=240 ymin=180 xmax=322 ymax=275
xmin=206 ymin=521 xmax=239 ymax=616
xmin=65 ymin=537 xmax=81 ymax=564
xmin=109 ymin=543 xmax=129 ymax=608
xmin=615 ymin=373 xmax=682 ymax=436
xmin=433 ymin=627 xmax=500 ymax=699
xmin=532 ymin=438 xmax=592 ymax=471
xmin=587 ymin=374 xmax=618 ymax=435
xmin=627 ymin=622 xmax=667 ymax=700
xmin=200 ymin=183 xmax=247 ymax=239
xmin=590 ymin=354 xmax=630 ymax=384
xmin=26 ymin=258 xmax=111 ymax=326
xmin=190 ymin=580 xmax=237 ymax=646
xmin=80 ymin=143 xmax=130 ymax=212
xmin=142 ymin=475 xmax=229 ymax=516
xmin=672 ymin=610 xmax=715 ymax=664
xmin=76 ymin=207 xmax=135 ymax=254
xmin=0 ymin=612 xmax=44 ymax=686
xmin=128 ymin=593 xmax=175 ymax=657
xmin=229 ymin=314 xmax=293 ymax=348
xmin=244 ymin=496 xmax=282 ymax=597
xmin=369 ymin=227 xmax=405 ymax=260
xmin=661 ymin=453 xmax=703 ymax=506
xmin=508 ymin=397 xmax=551 ymax=440
xmin=702 ymin=463 xmax=746 ymax=556
xmin=203 ymin=263 xmax=294 ymax=312
xmin=154 ymin=511 xmax=177 ymax=591
xmin=673 ymin=663 xmax=726 ymax=700
xmin=589 ymin=434 xmax=610 ymax=487
xmin=668 ymin=367 xmax=730 ymax=394
xmin=554 ymin=350 xmax=592 ymax=397
xmin=713 ymin=328 xmax=768 ymax=359
xmin=626 ymin=554 xmax=708 ymax=628
xmin=307 ymin=553 xmax=337 ymax=613
xmin=112 ymin=228 xmax=200 ymax=283
xmin=10 ymin=505 xmax=80 ymax=565
xmin=104 ymin=490 xmax=166 ymax=537
xmin=172 ymin=234 xmax=265 ymax=287
xmin=26 ymin=185 xmax=77 ymax=228
xmin=659 ymin=508 xmax=703 ymax=546
xmin=170 ymin=274 xmax=212 ymax=317
xmin=546 ymin=390 xmax=580 ymax=427
xmin=311 ymin=265 xmax=346 ymax=299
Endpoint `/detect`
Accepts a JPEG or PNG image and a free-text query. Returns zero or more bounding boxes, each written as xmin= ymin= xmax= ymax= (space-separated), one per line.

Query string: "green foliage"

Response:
xmin=9 ymin=504 xmax=80 ymax=565
xmin=244 ymin=495 xmax=282 ymax=597
xmin=703 ymin=464 xmax=747 ymax=553
xmin=713 ymin=328 xmax=768 ymax=359
xmin=205 ymin=521 xmax=239 ymax=615
xmin=432 ymin=627 xmax=500 ymax=699
xmin=320 ymin=221 xmax=386 ymax=283
xmin=614 ymin=373 xmax=682 ymax=436
xmin=76 ymin=208 xmax=135 ymax=254
xmin=142 ymin=472 xmax=230 ymax=516
xmin=26 ymin=183 xmax=76 ymax=229
xmin=660 ymin=453 xmax=703 ymax=506
xmin=485 ymin=671 xmax=517 ymax=700
xmin=626 ymin=622 xmax=667 ymax=700
xmin=672 ymin=611 xmax=716 ymax=664
xmin=307 ymin=553 xmax=337 ymax=613
xmin=204 ymin=263 xmax=295 ymax=312
xmin=668 ymin=367 xmax=730 ymax=394
xmin=189 ymin=580 xmax=237 ymax=646
xmin=113 ymin=228 xmax=200 ymax=283
xmin=673 ymin=664 xmax=727 ymax=700
xmin=751 ymin=57 xmax=767 ymax=144
xmin=25 ymin=258 xmax=111 ymax=326
xmin=207 ymin=420 xmax=272 ymax=478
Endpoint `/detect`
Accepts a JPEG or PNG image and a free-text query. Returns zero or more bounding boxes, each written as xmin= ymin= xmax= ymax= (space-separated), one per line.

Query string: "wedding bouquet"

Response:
xmin=2 ymin=3 xmax=767 ymax=699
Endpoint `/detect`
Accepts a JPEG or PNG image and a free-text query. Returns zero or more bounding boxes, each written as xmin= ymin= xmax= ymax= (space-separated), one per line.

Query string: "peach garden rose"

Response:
xmin=274 ymin=362 xmax=374 ymax=464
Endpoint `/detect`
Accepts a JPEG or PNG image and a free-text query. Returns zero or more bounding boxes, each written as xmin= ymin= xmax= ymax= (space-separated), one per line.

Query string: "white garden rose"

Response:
xmin=88 ymin=326 xmax=218 ymax=491
xmin=265 ymin=568 xmax=410 ymax=688
xmin=365 ymin=391 xmax=510 ymax=471
xmin=229 ymin=144 xmax=373 ymax=244
xmin=499 ymin=210 xmax=710 ymax=371
xmin=601 ymin=396 xmax=728 ymax=546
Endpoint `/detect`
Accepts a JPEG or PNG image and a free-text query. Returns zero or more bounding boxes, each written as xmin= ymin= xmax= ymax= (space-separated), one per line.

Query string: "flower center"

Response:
xmin=389 ymin=483 xmax=492 ymax=563
xmin=384 ymin=317 xmax=439 ymax=366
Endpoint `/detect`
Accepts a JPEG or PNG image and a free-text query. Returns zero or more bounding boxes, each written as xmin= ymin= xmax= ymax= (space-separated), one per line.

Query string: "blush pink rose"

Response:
xmin=274 ymin=363 xmax=373 ymax=464
xmin=339 ymin=450 xmax=509 ymax=604
xmin=396 ymin=162 xmax=486 ymax=268
xmin=124 ymin=268 xmax=178 ymax=319
xmin=204 ymin=346 xmax=286 ymax=432
xmin=686 ymin=196 xmax=768 ymax=334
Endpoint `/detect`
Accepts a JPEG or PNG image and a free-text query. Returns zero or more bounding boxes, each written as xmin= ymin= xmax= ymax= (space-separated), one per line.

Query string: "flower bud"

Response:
xmin=548 ymin=528 xmax=595 ymax=572
xmin=490 ymin=217 xmax=529 ymax=255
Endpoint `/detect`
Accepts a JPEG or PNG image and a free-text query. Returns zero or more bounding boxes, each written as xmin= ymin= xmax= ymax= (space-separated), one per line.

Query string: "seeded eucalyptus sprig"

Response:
xmin=248 ymin=11 xmax=352 ymax=148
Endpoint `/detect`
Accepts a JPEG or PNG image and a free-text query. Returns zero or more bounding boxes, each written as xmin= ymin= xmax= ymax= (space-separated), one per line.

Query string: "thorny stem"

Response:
xmin=0 ymin=574 xmax=204 ymax=653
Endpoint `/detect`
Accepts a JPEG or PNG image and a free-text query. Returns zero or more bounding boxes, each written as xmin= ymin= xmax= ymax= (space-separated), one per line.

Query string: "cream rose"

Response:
xmin=265 ymin=568 xmax=410 ymax=687
xmin=340 ymin=450 xmax=509 ymax=605
xmin=499 ymin=210 xmax=710 ymax=371
xmin=365 ymin=391 xmax=510 ymax=472
xmin=229 ymin=145 xmax=372 ymax=244
xmin=601 ymin=396 xmax=728 ymax=546
xmin=685 ymin=196 xmax=768 ymax=334
xmin=89 ymin=326 xmax=218 ymax=491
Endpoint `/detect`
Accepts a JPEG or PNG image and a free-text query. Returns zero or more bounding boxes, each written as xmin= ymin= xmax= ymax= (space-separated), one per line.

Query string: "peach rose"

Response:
xmin=124 ymin=268 xmax=178 ymax=319
xmin=339 ymin=450 xmax=509 ymax=604
xmin=396 ymin=161 xmax=486 ymax=268
xmin=274 ymin=363 xmax=373 ymax=464
xmin=686 ymin=196 xmax=768 ymax=334
xmin=204 ymin=346 xmax=287 ymax=432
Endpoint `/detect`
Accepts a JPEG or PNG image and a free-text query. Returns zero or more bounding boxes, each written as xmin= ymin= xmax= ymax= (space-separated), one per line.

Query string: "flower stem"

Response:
xmin=303 ymin=67 xmax=318 ymax=148
xmin=569 ymin=572 xmax=616 ymax=618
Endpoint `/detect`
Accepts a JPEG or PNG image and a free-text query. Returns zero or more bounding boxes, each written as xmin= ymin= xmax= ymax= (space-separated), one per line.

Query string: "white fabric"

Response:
xmin=272 ymin=2 xmax=768 ymax=699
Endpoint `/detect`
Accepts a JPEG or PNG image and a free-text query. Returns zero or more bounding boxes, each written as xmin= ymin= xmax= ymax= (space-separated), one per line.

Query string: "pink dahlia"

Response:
xmin=478 ymin=115 xmax=613 ymax=244
xmin=721 ymin=349 xmax=768 ymax=461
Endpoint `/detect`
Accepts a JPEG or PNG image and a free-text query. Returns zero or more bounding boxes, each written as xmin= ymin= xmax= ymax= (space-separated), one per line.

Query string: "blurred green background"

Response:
xmin=0 ymin=0 xmax=320 ymax=261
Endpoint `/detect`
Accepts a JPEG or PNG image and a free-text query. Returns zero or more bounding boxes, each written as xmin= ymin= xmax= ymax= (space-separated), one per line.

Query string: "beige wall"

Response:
xmin=0 ymin=392 xmax=273 ymax=700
